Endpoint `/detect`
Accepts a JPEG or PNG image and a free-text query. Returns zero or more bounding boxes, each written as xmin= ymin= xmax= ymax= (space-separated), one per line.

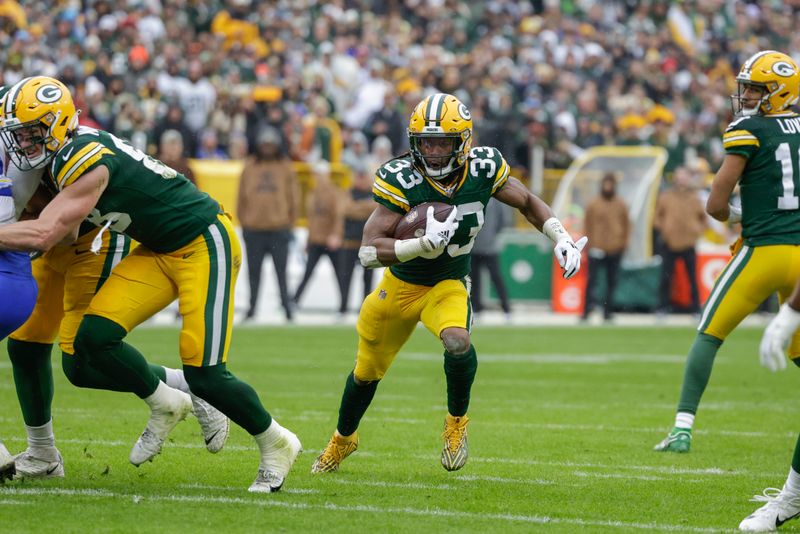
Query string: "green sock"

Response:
xmin=183 ymin=364 xmax=271 ymax=435
xmin=791 ymin=434 xmax=800 ymax=474
xmin=677 ymin=333 xmax=723 ymax=414
xmin=61 ymin=351 xmax=143 ymax=393
xmin=337 ymin=371 xmax=378 ymax=436
xmin=7 ymin=339 xmax=53 ymax=427
xmin=75 ymin=315 xmax=160 ymax=398
xmin=149 ymin=364 xmax=166 ymax=382
xmin=443 ymin=344 xmax=478 ymax=417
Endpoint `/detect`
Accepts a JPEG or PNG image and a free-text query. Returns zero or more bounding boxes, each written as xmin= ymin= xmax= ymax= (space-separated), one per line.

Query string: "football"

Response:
xmin=393 ymin=201 xmax=454 ymax=240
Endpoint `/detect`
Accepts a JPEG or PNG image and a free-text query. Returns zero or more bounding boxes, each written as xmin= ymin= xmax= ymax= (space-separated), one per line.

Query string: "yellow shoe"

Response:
xmin=310 ymin=431 xmax=358 ymax=473
xmin=441 ymin=414 xmax=469 ymax=472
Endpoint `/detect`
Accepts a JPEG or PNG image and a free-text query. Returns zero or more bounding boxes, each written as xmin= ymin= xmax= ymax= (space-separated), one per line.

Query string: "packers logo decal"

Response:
xmin=36 ymin=84 xmax=62 ymax=103
xmin=458 ymin=103 xmax=471 ymax=120
xmin=773 ymin=61 xmax=796 ymax=77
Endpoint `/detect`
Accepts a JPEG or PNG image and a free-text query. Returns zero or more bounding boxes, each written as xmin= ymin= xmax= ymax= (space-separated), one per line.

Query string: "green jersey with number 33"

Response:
xmin=47 ymin=126 xmax=219 ymax=252
xmin=373 ymin=146 xmax=510 ymax=286
xmin=723 ymin=113 xmax=800 ymax=246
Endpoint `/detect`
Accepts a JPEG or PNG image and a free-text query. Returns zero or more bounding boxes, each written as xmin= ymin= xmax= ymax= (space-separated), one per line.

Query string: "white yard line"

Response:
xmin=0 ymin=487 xmax=730 ymax=532
xmin=178 ymin=484 xmax=319 ymax=495
xmin=572 ymin=471 xmax=704 ymax=483
xmin=294 ymin=411 xmax=796 ymax=440
xmin=404 ymin=352 xmax=699 ymax=365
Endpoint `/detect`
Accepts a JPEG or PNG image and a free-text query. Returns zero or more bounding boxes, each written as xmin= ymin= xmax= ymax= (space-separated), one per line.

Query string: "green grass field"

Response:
xmin=0 ymin=324 xmax=798 ymax=532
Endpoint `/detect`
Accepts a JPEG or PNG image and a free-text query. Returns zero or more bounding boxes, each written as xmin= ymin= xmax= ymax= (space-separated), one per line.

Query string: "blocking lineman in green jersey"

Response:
xmin=372 ymin=145 xmax=509 ymax=285
xmin=654 ymin=51 xmax=800 ymax=474
xmin=311 ymin=92 xmax=586 ymax=475
xmin=0 ymin=75 xmax=301 ymax=492
xmin=48 ymin=125 xmax=219 ymax=253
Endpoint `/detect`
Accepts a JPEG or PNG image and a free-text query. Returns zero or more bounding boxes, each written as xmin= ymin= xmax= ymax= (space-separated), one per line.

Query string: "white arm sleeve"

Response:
xmin=8 ymin=166 xmax=43 ymax=219
xmin=0 ymin=179 xmax=16 ymax=226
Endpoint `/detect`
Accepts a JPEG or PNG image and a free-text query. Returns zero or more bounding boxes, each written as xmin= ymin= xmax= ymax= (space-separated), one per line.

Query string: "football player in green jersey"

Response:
xmin=311 ymin=93 xmax=586 ymax=474
xmin=0 ymin=76 xmax=300 ymax=492
xmin=654 ymin=51 xmax=800 ymax=467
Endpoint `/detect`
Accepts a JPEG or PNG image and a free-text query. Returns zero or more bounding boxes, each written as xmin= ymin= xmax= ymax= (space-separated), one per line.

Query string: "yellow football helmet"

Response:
xmin=732 ymin=50 xmax=800 ymax=116
xmin=408 ymin=93 xmax=472 ymax=180
xmin=0 ymin=76 xmax=79 ymax=170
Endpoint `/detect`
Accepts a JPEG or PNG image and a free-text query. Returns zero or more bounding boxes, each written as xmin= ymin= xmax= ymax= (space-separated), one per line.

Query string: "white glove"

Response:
xmin=759 ymin=303 xmax=800 ymax=372
xmin=422 ymin=206 xmax=459 ymax=250
xmin=554 ymin=235 xmax=588 ymax=279
xmin=728 ymin=203 xmax=742 ymax=224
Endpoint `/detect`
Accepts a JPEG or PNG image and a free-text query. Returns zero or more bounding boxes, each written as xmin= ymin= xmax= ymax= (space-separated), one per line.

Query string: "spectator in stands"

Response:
xmin=152 ymin=103 xmax=195 ymax=158
xmin=336 ymin=163 xmax=375 ymax=316
xmin=470 ymin=198 xmax=512 ymax=320
xmin=363 ymin=90 xmax=407 ymax=156
xmin=195 ymin=128 xmax=228 ymax=160
xmin=581 ymin=173 xmax=630 ymax=322
xmin=180 ymin=59 xmax=217 ymax=138
xmin=158 ymin=129 xmax=196 ymax=186
xmin=292 ymin=160 xmax=344 ymax=309
xmin=654 ymin=166 xmax=707 ymax=316
xmin=237 ymin=127 xmax=299 ymax=322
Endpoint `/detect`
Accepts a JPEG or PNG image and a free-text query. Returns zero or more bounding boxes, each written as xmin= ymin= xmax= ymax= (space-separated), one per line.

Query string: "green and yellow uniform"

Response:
xmin=356 ymin=146 xmax=509 ymax=381
xmin=701 ymin=113 xmax=800 ymax=356
xmin=10 ymin=223 xmax=129 ymax=355
xmin=49 ymin=126 xmax=240 ymax=367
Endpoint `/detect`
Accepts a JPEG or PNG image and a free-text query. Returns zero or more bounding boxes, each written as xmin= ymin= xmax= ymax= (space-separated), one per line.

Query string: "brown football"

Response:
xmin=393 ymin=202 xmax=454 ymax=240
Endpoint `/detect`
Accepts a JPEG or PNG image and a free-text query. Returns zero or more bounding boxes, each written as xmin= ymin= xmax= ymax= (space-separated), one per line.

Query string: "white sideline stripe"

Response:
xmin=455 ymin=474 xmax=555 ymax=485
xmin=0 ymin=499 xmax=31 ymax=505
xmin=0 ymin=487 xmax=728 ymax=532
xmin=405 ymin=352 xmax=691 ymax=364
xmin=326 ymin=478 xmax=455 ymax=490
xmin=294 ymin=412 xmax=797 ymax=440
xmin=572 ymin=471 xmax=703 ymax=483
xmin=179 ymin=484 xmax=319 ymax=495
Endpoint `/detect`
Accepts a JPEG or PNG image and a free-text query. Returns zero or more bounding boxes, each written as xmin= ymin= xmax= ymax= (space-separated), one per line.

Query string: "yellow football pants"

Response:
xmin=354 ymin=268 xmax=472 ymax=381
xmin=698 ymin=244 xmax=800 ymax=357
xmin=10 ymin=228 xmax=129 ymax=354
xmin=86 ymin=214 xmax=241 ymax=367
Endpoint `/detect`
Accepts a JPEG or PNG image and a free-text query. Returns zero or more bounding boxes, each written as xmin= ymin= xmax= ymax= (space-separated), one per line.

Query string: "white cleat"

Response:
xmin=740 ymin=486 xmax=800 ymax=531
xmin=130 ymin=389 xmax=193 ymax=466
xmin=249 ymin=425 xmax=302 ymax=493
xmin=191 ymin=393 xmax=229 ymax=453
xmin=0 ymin=442 xmax=15 ymax=482
xmin=13 ymin=448 xmax=64 ymax=479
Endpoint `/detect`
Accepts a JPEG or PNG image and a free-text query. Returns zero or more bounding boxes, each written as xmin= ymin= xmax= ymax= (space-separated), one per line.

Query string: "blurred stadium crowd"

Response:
xmin=0 ymin=0 xmax=795 ymax=175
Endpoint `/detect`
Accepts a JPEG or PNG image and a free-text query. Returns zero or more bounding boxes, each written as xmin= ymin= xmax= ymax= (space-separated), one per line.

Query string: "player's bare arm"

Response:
xmin=0 ymin=166 xmax=108 ymax=251
xmin=493 ymin=176 xmax=555 ymax=230
xmin=706 ymin=154 xmax=746 ymax=221
xmin=358 ymin=204 xmax=405 ymax=266
xmin=494 ymin=176 xmax=587 ymax=279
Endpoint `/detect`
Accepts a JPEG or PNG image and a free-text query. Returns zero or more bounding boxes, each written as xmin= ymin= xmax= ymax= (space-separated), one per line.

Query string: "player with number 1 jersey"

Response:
xmin=311 ymin=93 xmax=586 ymax=475
xmin=654 ymin=51 xmax=800 ymax=464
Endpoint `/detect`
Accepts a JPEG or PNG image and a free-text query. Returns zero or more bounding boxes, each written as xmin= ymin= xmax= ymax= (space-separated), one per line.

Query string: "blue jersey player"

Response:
xmin=0 ymin=154 xmax=38 ymax=483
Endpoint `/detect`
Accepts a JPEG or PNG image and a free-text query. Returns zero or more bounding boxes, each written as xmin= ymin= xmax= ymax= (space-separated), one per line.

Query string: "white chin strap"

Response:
xmin=424 ymin=159 xmax=456 ymax=180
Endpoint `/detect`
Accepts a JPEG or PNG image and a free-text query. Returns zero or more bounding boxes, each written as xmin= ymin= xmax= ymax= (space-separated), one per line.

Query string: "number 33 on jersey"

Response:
xmin=372 ymin=146 xmax=510 ymax=285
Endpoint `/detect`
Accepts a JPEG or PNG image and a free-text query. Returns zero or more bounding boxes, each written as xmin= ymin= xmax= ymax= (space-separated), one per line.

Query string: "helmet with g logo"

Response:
xmin=732 ymin=50 xmax=800 ymax=116
xmin=407 ymin=93 xmax=472 ymax=180
xmin=0 ymin=76 xmax=79 ymax=170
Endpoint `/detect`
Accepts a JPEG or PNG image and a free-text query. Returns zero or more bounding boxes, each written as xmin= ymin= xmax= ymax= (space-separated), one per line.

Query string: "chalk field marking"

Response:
xmin=404 ymin=352 xmax=697 ymax=365
xmin=0 ymin=487 xmax=729 ymax=532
